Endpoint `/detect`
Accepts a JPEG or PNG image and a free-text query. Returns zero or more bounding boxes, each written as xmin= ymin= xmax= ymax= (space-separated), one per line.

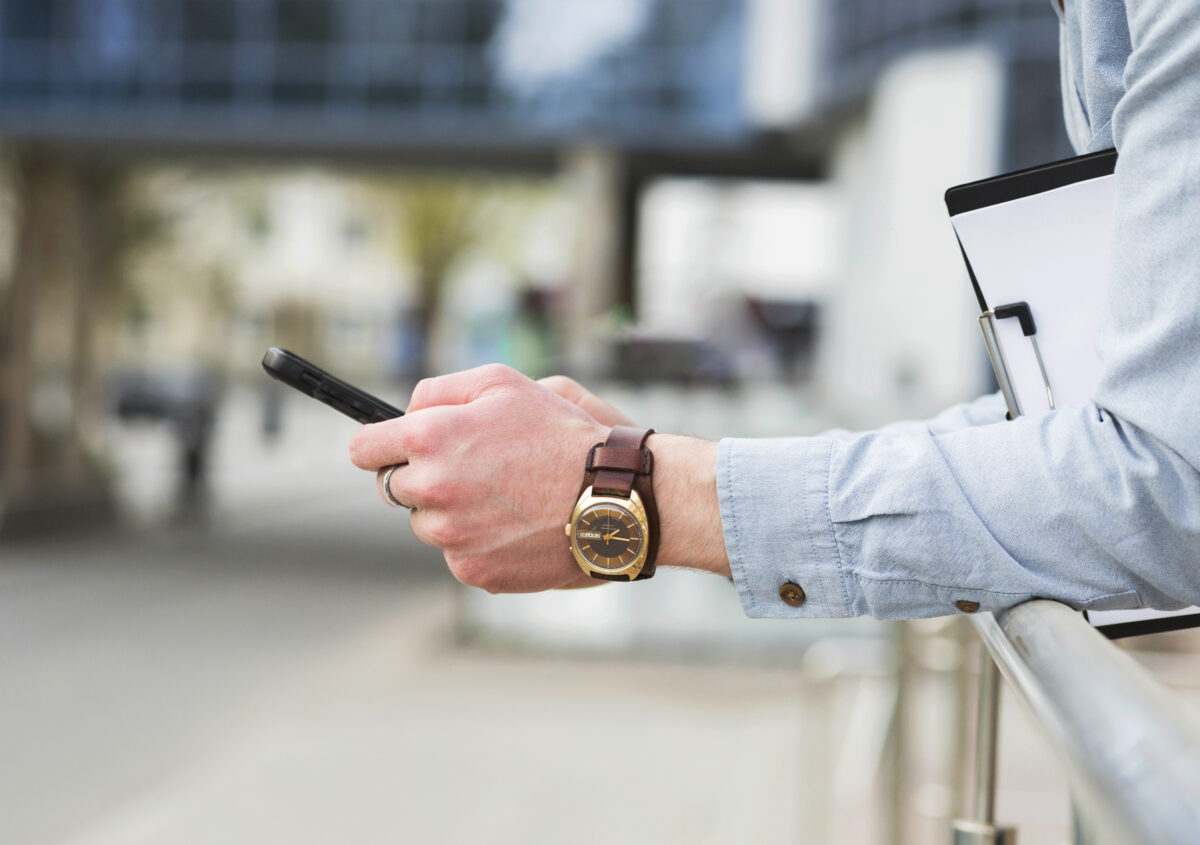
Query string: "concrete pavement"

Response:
xmin=4 ymin=387 xmax=1196 ymax=843
xmin=0 ymin=529 xmax=820 ymax=845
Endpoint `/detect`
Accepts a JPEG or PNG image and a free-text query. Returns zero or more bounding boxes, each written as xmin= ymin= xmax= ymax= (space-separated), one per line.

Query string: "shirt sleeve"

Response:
xmin=820 ymin=391 xmax=1009 ymax=442
xmin=717 ymin=0 xmax=1200 ymax=620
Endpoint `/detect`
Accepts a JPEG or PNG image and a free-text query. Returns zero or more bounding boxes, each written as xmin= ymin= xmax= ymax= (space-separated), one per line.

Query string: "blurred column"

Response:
xmin=1 ymin=151 xmax=54 ymax=503
xmin=561 ymin=146 xmax=625 ymax=379
xmin=951 ymin=619 xmax=979 ymax=822
xmin=882 ymin=620 xmax=918 ymax=845
xmin=1 ymin=150 xmax=118 ymax=533
xmin=743 ymin=0 xmax=819 ymax=127
xmin=65 ymin=162 xmax=120 ymax=480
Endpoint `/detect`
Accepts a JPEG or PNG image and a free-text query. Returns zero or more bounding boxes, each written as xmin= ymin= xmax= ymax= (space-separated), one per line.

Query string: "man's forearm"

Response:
xmin=648 ymin=434 xmax=729 ymax=577
xmin=648 ymin=395 xmax=1009 ymax=581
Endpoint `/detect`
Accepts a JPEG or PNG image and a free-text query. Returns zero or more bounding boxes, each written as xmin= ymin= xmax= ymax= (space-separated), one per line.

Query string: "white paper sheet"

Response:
xmin=951 ymin=171 xmax=1197 ymax=634
xmin=951 ymin=174 xmax=1114 ymax=417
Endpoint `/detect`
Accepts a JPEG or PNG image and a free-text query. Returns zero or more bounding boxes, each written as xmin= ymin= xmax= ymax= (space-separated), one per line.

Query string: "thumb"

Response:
xmin=538 ymin=375 xmax=635 ymax=427
xmin=407 ymin=363 xmax=527 ymax=413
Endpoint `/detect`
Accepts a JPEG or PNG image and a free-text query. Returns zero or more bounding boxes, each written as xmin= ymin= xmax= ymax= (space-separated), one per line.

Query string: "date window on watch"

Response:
xmin=572 ymin=505 xmax=645 ymax=570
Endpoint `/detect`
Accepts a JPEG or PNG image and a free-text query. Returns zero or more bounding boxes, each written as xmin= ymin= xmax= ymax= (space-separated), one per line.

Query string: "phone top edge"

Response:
xmin=262 ymin=346 xmax=295 ymax=372
xmin=261 ymin=347 xmax=307 ymax=385
xmin=261 ymin=346 xmax=404 ymax=421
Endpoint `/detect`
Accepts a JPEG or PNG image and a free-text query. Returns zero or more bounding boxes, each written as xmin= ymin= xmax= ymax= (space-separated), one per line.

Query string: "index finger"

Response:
xmin=348 ymin=416 xmax=413 ymax=471
xmin=348 ymin=404 xmax=464 ymax=470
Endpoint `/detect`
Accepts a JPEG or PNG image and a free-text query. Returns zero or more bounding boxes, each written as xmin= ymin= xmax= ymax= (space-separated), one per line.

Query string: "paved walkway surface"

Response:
xmin=0 ymin=530 xmax=820 ymax=845
xmin=2 ymin=387 xmax=1197 ymax=844
xmin=2 ymin=392 xmax=829 ymax=844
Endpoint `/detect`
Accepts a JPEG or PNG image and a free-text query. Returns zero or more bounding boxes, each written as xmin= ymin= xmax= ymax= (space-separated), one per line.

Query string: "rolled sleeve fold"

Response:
xmin=717 ymin=436 xmax=850 ymax=618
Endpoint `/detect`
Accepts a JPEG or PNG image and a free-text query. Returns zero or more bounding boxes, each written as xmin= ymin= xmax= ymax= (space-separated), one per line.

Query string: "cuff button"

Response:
xmin=955 ymin=600 xmax=981 ymax=614
xmin=779 ymin=582 xmax=806 ymax=607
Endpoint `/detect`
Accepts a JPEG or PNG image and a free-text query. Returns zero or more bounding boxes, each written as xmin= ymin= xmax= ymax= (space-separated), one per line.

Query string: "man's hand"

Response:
xmin=349 ymin=364 xmax=608 ymax=593
xmin=349 ymin=364 xmax=731 ymax=593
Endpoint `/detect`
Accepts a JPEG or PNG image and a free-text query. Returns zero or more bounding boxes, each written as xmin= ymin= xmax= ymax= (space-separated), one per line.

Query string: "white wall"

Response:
xmin=819 ymin=47 xmax=1005 ymax=426
xmin=744 ymin=0 xmax=820 ymax=126
xmin=637 ymin=178 xmax=841 ymax=334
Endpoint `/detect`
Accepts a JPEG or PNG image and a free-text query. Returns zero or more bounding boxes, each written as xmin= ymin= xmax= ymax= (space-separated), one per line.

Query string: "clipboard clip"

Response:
xmin=978 ymin=300 xmax=1055 ymax=418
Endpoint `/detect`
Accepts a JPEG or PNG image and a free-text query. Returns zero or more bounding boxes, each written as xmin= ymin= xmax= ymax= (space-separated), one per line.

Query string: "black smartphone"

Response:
xmin=261 ymin=347 xmax=403 ymax=424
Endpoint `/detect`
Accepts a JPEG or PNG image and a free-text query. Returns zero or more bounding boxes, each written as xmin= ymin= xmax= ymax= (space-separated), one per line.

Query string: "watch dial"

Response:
xmin=573 ymin=503 xmax=644 ymax=570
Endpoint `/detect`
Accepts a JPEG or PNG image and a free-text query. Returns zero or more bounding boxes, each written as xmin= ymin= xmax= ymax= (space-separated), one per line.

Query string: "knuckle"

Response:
xmin=348 ymin=429 xmax=370 ymax=467
xmin=417 ymin=477 xmax=457 ymax=508
xmin=447 ymin=555 xmax=505 ymax=593
xmin=479 ymin=363 xmax=519 ymax=387
xmin=417 ymin=513 xmax=463 ymax=549
xmin=540 ymin=374 xmax=576 ymax=395
xmin=445 ymin=553 xmax=485 ymax=587
xmin=350 ymin=421 xmax=405 ymax=469
xmin=403 ymin=417 xmax=436 ymax=456
xmin=409 ymin=377 xmax=436 ymax=407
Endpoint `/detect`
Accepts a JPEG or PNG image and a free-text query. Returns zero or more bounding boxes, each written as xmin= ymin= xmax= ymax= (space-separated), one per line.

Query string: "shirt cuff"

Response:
xmin=716 ymin=436 xmax=851 ymax=618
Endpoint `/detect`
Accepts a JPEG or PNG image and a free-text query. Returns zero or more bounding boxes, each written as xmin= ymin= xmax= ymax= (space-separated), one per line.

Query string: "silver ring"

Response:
xmin=381 ymin=464 xmax=409 ymax=509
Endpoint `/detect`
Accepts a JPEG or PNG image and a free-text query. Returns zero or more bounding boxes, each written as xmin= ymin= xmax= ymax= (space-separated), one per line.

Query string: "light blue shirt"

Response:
xmin=717 ymin=0 xmax=1200 ymax=619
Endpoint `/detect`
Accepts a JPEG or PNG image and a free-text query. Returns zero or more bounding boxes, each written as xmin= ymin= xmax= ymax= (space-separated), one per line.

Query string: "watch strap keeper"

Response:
xmin=588 ymin=425 xmax=652 ymax=497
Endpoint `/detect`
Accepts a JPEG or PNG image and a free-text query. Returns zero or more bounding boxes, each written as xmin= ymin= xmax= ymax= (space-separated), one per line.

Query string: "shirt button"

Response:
xmin=955 ymin=600 xmax=981 ymax=613
xmin=779 ymin=582 xmax=806 ymax=607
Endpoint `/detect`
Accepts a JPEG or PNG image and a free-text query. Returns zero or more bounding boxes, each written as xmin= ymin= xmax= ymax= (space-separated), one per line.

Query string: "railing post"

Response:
xmin=950 ymin=652 xmax=1017 ymax=843
xmin=968 ymin=601 xmax=1200 ymax=843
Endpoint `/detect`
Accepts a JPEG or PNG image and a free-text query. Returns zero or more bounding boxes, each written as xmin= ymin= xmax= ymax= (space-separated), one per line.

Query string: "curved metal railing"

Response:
xmin=964 ymin=600 xmax=1200 ymax=844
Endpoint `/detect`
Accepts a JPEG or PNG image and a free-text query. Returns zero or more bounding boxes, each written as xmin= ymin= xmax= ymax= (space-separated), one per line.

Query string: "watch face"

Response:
xmin=573 ymin=503 xmax=645 ymax=571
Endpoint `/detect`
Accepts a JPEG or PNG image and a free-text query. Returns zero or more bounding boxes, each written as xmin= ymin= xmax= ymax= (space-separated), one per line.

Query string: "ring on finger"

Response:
xmin=381 ymin=463 xmax=410 ymax=509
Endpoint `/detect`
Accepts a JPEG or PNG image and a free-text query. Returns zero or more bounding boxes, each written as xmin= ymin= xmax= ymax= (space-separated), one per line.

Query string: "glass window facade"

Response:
xmin=0 ymin=0 xmax=749 ymax=147
xmin=0 ymin=0 xmax=1070 ymax=164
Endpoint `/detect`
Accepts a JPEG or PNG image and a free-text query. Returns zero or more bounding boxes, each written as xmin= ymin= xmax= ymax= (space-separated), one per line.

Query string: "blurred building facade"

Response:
xmin=0 ymin=0 xmax=749 ymax=149
xmin=0 ymin=0 xmax=1066 ymax=162
xmin=0 ymin=0 xmax=1070 ymax=518
xmin=818 ymin=0 xmax=1069 ymax=169
xmin=0 ymin=8 xmax=1080 ymax=841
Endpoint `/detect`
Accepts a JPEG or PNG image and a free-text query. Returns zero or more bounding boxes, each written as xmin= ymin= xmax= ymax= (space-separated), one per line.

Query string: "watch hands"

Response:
xmin=603 ymin=530 xmax=629 ymax=542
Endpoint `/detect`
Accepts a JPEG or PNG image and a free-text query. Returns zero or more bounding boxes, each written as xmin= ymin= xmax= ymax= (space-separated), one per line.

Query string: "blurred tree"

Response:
xmin=369 ymin=174 xmax=551 ymax=378
xmin=269 ymin=297 xmax=325 ymax=360
xmin=389 ymin=177 xmax=484 ymax=378
xmin=119 ymin=168 xmax=250 ymax=373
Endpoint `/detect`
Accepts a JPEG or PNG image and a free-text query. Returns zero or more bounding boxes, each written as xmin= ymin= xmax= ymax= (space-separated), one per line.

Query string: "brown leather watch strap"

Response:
xmin=590 ymin=446 xmax=651 ymax=475
xmin=581 ymin=425 xmax=653 ymax=497
xmin=579 ymin=425 xmax=659 ymax=581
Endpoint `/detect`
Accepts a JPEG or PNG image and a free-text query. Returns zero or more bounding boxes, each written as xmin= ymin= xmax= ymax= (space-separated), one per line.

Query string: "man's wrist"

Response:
xmin=646 ymin=433 xmax=730 ymax=577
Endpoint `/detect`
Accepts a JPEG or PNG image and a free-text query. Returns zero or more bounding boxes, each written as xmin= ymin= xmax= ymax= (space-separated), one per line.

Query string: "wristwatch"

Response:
xmin=565 ymin=425 xmax=659 ymax=581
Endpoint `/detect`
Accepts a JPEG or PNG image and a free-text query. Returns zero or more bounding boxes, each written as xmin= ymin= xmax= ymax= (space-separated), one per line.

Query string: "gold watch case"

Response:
xmin=564 ymin=486 xmax=651 ymax=581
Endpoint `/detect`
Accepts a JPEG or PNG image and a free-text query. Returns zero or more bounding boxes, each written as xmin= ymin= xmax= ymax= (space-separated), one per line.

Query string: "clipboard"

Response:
xmin=946 ymin=150 xmax=1200 ymax=640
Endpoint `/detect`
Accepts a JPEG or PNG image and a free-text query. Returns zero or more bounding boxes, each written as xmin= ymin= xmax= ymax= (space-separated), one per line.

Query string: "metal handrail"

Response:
xmin=969 ymin=600 xmax=1200 ymax=844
